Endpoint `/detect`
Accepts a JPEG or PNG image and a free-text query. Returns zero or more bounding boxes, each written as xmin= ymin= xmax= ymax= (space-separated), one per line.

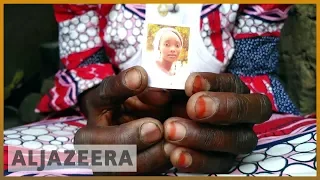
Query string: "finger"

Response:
xmin=170 ymin=147 xmax=235 ymax=174
xmin=109 ymin=107 xmax=138 ymax=125
xmin=115 ymin=112 xmax=169 ymax=125
xmin=137 ymin=88 xmax=172 ymax=107
xmin=74 ymin=118 xmax=163 ymax=152
xmin=124 ymin=96 xmax=154 ymax=112
xmin=86 ymin=109 xmax=114 ymax=127
xmin=185 ymin=73 xmax=250 ymax=96
xmin=124 ymin=96 xmax=169 ymax=117
xmin=186 ymin=91 xmax=272 ymax=124
xmin=89 ymin=66 xmax=149 ymax=111
xmin=164 ymin=117 xmax=258 ymax=154
xmin=93 ymin=141 xmax=171 ymax=176
xmin=123 ymin=96 xmax=170 ymax=121
xmin=134 ymin=141 xmax=171 ymax=175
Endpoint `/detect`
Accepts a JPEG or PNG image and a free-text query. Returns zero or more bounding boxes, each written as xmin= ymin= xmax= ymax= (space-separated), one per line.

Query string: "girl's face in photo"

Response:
xmin=159 ymin=31 xmax=182 ymax=63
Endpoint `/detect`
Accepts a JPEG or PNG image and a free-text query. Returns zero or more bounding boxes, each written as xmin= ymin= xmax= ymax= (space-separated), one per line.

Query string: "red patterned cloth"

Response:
xmin=35 ymin=4 xmax=299 ymax=115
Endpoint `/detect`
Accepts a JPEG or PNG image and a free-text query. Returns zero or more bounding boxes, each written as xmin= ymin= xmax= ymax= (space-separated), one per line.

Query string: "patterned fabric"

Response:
xmin=35 ymin=4 xmax=299 ymax=115
xmin=3 ymin=113 xmax=316 ymax=176
xmin=227 ymin=37 xmax=300 ymax=114
xmin=228 ymin=37 xmax=279 ymax=76
xmin=78 ymin=48 xmax=110 ymax=67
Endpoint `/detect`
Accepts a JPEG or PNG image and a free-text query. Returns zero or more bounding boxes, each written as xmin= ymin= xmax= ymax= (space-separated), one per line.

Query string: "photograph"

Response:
xmin=141 ymin=22 xmax=191 ymax=89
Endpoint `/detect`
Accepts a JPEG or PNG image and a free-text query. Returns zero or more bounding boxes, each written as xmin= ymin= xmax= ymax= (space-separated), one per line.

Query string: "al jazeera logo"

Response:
xmin=7 ymin=145 xmax=137 ymax=172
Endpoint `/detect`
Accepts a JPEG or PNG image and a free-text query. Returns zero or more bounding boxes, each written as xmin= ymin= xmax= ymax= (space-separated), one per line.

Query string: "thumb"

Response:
xmin=80 ymin=66 xmax=149 ymax=119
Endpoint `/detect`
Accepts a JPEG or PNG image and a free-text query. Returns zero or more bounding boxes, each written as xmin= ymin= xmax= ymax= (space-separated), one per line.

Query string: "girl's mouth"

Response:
xmin=167 ymin=54 xmax=177 ymax=58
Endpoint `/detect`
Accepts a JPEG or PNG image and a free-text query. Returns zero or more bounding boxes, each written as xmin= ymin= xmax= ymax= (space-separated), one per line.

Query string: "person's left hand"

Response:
xmin=163 ymin=73 xmax=273 ymax=174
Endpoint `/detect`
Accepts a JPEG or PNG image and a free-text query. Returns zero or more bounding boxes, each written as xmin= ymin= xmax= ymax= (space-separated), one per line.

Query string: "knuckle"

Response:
xmin=226 ymin=94 xmax=245 ymax=122
xmin=215 ymin=74 xmax=249 ymax=93
xmin=229 ymin=75 xmax=238 ymax=91
xmin=222 ymin=74 xmax=232 ymax=92
xmin=234 ymin=95 xmax=245 ymax=122
xmin=215 ymin=74 xmax=225 ymax=92
xmin=225 ymin=95 xmax=234 ymax=120
xmin=118 ymin=123 xmax=138 ymax=144
xmin=198 ymin=128 xmax=216 ymax=148
xmin=263 ymin=95 xmax=272 ymax=113
xmin=74 ymin=128 xmax=89 ymax=145
xmin=241 ymin=95 xmax=251 ymax=117
xmin=232 ymin=75 xmax=249 ymax=94
xmin=118 ymin=128 xmax=130 ymax=144
xmin=258 ymin=94 xmax=273 ymax=123
xmin=197 ymin=127 xmax=226 ymax=151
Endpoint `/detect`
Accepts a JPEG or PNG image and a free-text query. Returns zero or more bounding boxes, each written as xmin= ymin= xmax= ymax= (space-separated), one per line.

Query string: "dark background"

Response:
xmin=4 ymin=4 xmax=316 ymax=129
xmin=4 ymin=4 xmax=59 ymax=129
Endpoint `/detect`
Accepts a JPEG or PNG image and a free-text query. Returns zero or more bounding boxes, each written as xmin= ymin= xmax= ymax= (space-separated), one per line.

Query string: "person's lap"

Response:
xmin=4 ymin=113 xmax=317 ymax=176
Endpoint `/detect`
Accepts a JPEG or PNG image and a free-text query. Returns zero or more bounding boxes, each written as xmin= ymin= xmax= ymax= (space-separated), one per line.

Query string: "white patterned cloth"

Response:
xmin=4 ymin=113 xmax=316 ymax=176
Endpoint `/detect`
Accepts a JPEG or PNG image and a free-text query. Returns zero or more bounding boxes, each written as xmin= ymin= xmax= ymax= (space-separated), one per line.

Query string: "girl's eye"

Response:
xmin=165 ymin=43 xmax=169 ymax=47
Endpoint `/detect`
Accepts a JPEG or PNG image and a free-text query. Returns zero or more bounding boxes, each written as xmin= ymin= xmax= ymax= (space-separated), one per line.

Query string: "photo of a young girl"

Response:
xmin=142 ymin=23 xmax=190 ymax=89
xmin=153 ymin=27 xmax=184 ymax=76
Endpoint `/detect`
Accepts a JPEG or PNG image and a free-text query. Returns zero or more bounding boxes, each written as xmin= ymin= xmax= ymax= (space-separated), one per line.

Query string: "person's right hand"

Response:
xmin=74 ymin=66 xmax=172 ymax=175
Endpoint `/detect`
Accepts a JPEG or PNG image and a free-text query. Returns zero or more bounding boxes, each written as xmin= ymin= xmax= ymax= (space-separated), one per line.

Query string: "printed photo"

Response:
xmin=141 ymin=23 xmax=191 ymax=89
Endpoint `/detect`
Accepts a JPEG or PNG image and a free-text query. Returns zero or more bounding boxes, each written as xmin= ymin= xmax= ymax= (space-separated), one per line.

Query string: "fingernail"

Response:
xmin=164 ymin=143 xmax=176 ymax=156
xmin=166 ymin=121 xmax=186 ymax=141
xmin=124 ymin=68 xmax=142 ymax=90
xmin=192 ymin=75 xmax=209 ymax=94
xmin=195 ymin=95 xmax=218 ymax=119
xmin=177 ymin=151 xmax=192 ymax=168
xmin=140 ymin=122 xmax=161 ymax=144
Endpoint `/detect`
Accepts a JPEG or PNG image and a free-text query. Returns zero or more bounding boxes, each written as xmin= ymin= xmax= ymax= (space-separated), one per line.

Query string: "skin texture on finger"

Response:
xmin=137 ymin=88 xmax=172 ymax=107
xmin=134 ymin=141 xmax=171 ymax=175
xmin=163 ymin=117 xmax=258 ymax=154
xmin=185 ymin=73 xmax=250 ymax=97
xmin=92 ymin=141 xmax=172 ymax=176
xmin=170 ymin=147 xmax=235 ymax=174
xmin=74 ymin=118 xmax=164 ymax=152
xmin=122 ymin=96 xmax=171 ymax=122
xmin=186 ymin=91 xmax=272 ymax=124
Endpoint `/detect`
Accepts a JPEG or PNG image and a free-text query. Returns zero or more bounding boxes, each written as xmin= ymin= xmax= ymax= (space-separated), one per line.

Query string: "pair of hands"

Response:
xmin=74 ymin=66 xmax=272 ymax=175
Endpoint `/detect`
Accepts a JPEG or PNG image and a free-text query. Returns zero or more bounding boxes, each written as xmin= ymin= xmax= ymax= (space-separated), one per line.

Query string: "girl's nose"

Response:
xmin=170 ymin=47 xmax=176 ymax=52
